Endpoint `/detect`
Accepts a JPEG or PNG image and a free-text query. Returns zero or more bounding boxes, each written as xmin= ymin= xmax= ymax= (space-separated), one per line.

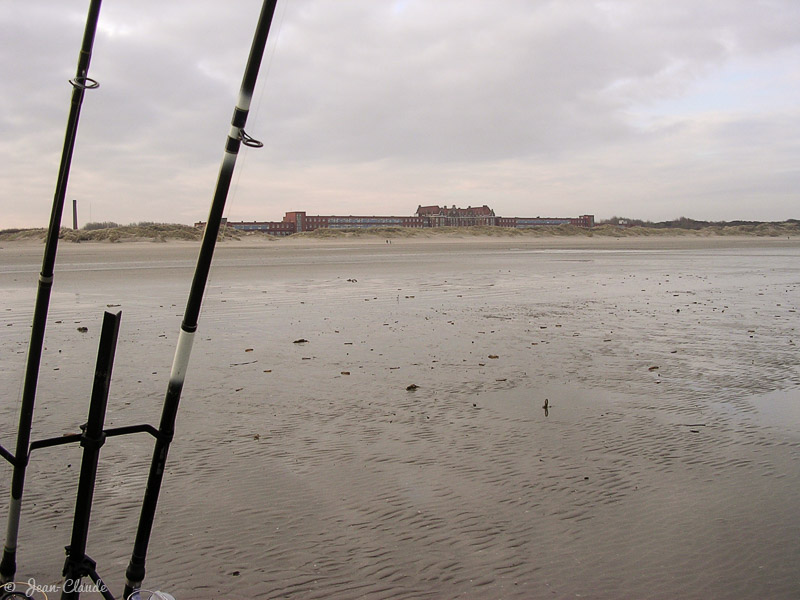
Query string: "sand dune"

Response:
xmin=1 ymin=219 xmax=798 ymax=244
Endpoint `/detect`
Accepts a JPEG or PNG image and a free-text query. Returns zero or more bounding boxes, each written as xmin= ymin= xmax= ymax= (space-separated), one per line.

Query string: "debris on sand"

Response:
xmin=293 ymin=338 xmax=308 ymax=344
xmin=230 ymin=360 xmax=257 ymax=367
xmin=406 ymin=384 xmax=419 ymax=391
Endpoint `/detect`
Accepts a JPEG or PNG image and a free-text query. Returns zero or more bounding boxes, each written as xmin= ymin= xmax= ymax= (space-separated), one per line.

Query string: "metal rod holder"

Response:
xmin=60 ymin=311 xmax=120 ymax=600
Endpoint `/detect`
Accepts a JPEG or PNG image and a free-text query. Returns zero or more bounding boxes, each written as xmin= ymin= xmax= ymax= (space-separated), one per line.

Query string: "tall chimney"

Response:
xmin=72 ymin=199 xmax=78 ymax=230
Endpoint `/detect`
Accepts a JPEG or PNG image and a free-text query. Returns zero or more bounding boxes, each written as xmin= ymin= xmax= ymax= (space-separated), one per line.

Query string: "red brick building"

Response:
xmin=497 ymin=214 xmax=595 ymax=228
xmin=196 ymin=206 xmax=593 ymax=234
xmin=415 ymin=205 xmax=497 ymax=227
xmin=284 ymin=211 xmax=423 ymax=231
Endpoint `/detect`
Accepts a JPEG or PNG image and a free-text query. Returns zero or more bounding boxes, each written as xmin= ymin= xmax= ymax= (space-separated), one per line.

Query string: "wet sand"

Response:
xmin=1 ymin=236 xmax=799 ymax=599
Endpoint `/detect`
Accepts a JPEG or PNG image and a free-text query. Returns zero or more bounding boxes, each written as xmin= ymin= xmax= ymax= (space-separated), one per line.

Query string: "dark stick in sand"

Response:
xmin=123 ymin=1 xmax=279 ymax=595
xmin=0 ymin=0 xmax=103 ymax=582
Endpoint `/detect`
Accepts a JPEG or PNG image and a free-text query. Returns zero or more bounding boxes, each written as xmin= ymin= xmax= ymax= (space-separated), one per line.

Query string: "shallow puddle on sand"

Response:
xmin=742 ymin=387 xmax=800 ymax=431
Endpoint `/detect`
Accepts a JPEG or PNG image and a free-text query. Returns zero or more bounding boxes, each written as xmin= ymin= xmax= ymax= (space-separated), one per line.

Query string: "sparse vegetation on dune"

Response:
xmin=292 ymin=224 xmax=590 ymax=239
xmin=595 ymin=221 xmax=800 ymax=237
xmin=291 ymin=221 xmax=800 ymax=239
xmin=0 ymin=224 xmax=242 ymax=243
xmin=0 ymin=228 xmax=49 ymax=241
xmin=83 ymin=221 xmax=121 ymax=231
xmin=63 ymin=223 xmax=211 ymax=243
xmin=601 ymin=216 xmax=800 ymax=230
xmin=1 ymin=220 xmax=797 ymax=242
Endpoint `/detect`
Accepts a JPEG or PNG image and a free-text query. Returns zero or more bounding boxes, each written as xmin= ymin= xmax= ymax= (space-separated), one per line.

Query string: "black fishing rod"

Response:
xmin=123 ymin=0 xmax=278 ymax=595
xmin=0 ymin=0 xmax=103 ymax=583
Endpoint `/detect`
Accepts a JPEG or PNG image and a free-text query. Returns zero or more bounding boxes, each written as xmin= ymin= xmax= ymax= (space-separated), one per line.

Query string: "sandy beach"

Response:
xmin=1 ymin=235 xmax=799 ymax=599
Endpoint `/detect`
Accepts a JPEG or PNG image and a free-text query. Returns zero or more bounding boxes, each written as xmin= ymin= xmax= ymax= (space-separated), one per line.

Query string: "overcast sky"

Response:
xmin=1 ymin=0 xmax=798 ymax=228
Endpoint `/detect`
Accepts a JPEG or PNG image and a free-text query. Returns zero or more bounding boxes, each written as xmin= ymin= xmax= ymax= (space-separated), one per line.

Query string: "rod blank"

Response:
xmin=123 ymin=1 xmax=279 ymax=595
xmin=1 ymin=0 xmax=103 ymax=583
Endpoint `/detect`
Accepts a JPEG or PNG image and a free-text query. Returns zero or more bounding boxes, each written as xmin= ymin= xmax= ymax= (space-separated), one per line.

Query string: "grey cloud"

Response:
xmin=1 ymin=0 xmax=798 ymax=227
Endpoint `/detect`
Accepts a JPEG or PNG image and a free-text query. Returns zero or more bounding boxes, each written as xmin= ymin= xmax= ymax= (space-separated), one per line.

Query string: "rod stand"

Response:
xmin=61 ymin=551 xmax=115 ymax=600
xmin=60 ymin=311 xmax=120 ymax=600
xmin=0 ymin=446 xmax=18 ymax=468
xmin=63 ymin=546 xmax=97 ymax=581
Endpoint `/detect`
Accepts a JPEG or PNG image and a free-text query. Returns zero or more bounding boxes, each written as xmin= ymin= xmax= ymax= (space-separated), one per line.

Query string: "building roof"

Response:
xmin=416 ymin=204 xmax=495 ymax=216
xmin=416 ymin=205 xmax=442 ymax=215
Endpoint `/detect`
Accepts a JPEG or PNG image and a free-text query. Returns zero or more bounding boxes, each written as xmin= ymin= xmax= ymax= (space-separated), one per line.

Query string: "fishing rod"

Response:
xmin=0 ymin=0 xmax=103 ymax=583
xmin=123 ymin=0 xmax=278 ymax=595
